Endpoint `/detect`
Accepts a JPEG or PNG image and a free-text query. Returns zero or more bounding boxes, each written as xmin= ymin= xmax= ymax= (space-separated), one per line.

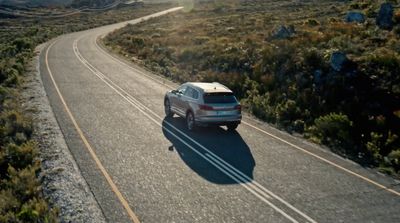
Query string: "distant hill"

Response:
xmin=0 ymin=0 xmax=73 ymax=7
xmin=0 ymin=0 xmax=120 ymax=7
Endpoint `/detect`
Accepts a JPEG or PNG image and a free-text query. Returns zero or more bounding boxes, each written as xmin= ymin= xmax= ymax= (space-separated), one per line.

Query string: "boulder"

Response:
xmin=345 ymin=12 xmax=365 ymax=23
xmin=330 ymin=52 xmax=348 ymax=72
xmin=270 ymin=25 xmax=295 ymax=40
xmin=313 ymin=69 xmax=323 ymax=86
xmin=287 ymin=25 xmax=295 ymax=34
xmin=376 ymin=3 xmax=394 ymax=30
xmin=226 ymin=27 xmax=235 ymax=32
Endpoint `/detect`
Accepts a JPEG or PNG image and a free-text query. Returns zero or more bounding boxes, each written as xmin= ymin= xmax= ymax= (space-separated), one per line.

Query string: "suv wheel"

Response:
xmin=164 ymin=99 xmax=173 ymax=117
xmin=227 ymin=123 xmax=239 ymax=131
xmin=186 ymin=112 xmax=195 ymax=131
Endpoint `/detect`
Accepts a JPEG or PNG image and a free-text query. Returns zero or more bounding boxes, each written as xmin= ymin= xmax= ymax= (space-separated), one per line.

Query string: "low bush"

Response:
xmin=388 ymin=150 xmax=400 ymax=173
xmin=366 ymin=132 xmax=384 ymax=162
xmin=0 ymin=110 xmax=33 ymax=145
xmin=310 ymin=113 xmax=353 ymax=149
xmin=0 ymin=166 xmax=58 ymax=223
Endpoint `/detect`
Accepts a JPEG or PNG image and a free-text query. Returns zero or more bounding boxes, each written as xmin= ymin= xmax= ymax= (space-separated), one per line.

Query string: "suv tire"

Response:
xmin=186 ymin=111 xmax=195 ymax=131
xmin=227 ymin=123 xmax=239 ymax=131
xmin=164 ymin=99 xmax=174 ymax=118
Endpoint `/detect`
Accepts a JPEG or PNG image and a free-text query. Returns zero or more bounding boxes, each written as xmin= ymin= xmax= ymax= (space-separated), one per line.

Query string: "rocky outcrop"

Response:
xmin=329 ymin=51 xmax=358 ymax=79
xmin=376 ymin=3 xmax=394 ymax=30
xmin=330 ymin=51 xmax=348 ymax=72
xmin=269 ymin=25 xmax=295 ymax=40
xmin=313 ymin=69 xmax=323 ymax=86
xmin=345 ymin=12 xmax=365 ymax=23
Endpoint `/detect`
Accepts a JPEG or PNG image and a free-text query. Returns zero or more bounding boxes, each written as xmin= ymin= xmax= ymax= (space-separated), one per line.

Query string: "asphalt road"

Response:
xmin=40 ymin=7 xmax=400 ymax=223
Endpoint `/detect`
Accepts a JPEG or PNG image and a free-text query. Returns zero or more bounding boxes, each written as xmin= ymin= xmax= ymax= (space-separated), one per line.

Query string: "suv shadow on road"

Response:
xmin=162 ymin=117 xmax=255 ymax=184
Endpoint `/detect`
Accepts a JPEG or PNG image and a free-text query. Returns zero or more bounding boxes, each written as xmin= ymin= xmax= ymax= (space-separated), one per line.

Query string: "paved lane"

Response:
xmin=40 ymin=8 xmax=400 ymax=223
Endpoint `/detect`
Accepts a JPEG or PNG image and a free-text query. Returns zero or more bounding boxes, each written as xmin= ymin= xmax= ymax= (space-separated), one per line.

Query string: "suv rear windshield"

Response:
xmin=203 ymin=92 xmax=237 ymax=104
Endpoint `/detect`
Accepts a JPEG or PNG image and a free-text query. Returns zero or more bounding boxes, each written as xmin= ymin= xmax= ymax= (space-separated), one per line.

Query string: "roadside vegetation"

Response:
xmin=0 ymin=2 xmax=174 ymax=221
xmin=104 ymin=0 xmax=400 ymax=176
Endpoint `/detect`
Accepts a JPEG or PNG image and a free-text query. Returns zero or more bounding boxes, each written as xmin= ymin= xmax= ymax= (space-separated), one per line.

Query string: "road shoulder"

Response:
xmin=21 ymin=42 xmax=107 ymax=223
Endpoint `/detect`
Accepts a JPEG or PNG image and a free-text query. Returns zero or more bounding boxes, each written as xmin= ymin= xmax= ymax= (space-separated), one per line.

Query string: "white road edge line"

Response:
xmin=74 ymin=38 xmax=318 ymax=223
xmin=93 ymin=35 xmax=400 ymax=198
xmin=46 ymin=39 xmax=140 ymax=223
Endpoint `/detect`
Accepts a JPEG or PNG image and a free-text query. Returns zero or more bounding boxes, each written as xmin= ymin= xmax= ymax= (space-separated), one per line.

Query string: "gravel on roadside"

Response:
xmin=20 ymin=42 xmax=107 ymax=223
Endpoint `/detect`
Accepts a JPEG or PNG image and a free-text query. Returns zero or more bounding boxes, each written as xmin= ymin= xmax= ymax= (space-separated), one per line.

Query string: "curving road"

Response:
xmin=40 ymin=7 xmax=400 ymax=223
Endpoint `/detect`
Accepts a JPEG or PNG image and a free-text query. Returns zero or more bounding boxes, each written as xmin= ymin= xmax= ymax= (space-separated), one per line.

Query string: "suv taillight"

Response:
xmin=234 ymin=105 xmax=241 ymax=111
xmin=199 ymin=104 xmax=214 ymax=110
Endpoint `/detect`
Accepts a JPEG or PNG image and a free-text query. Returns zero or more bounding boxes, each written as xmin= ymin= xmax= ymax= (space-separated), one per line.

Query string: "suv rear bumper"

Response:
xmin=195 ymin=115 xmax=242 ymax=126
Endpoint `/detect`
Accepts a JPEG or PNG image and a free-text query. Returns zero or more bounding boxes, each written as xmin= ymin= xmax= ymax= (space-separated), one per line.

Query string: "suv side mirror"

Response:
xmin=171 ymin=90 xmax=178 ymax=94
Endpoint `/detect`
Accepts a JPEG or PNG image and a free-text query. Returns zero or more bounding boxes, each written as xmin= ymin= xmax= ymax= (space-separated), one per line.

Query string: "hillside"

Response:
xmin=104 ymin=0 xmax=400 ymax=175
xmin=0 ymin=0 xmax=119 ymax=7
xmin=0 ymin=0 xmax=73 ymax=7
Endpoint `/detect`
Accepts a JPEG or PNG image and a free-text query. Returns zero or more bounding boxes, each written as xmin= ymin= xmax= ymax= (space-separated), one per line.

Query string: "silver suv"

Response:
xmin=164 ymin=82 xmax=242 ymax=131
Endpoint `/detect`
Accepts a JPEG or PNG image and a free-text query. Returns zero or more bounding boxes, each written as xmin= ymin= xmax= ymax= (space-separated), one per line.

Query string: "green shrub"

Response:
xmin=366 ymin=130 xmax=399 ymax=163
xmin=394 ymin=26 xmax=400 ymax=36
xmin=293 ymin=120 xmax=305 ymax=133
xmin=131 ymin=37 xmax=145 ymax=48
xmin=276 ymin=99 xmax=301 ymax=127
xmin=0 ymin=86 xmax=9 ymax=103
xmin=388 ymin=150 xmax=400 ymax=172
xmin=3 ymin=165 xmax=40 ymax=203
xmin=362 ymin=49 xmax=400 ymax=93
xmin=306 ymin=19 xmax=320 ymax=27
xmin=193 ymin=36 xmax=210 ymax=45
xmin=350 ymin=2 xmax=370 ymax=10
xmin=394 ymin=10 xmax=400 ymax=24
xmin=310 ymin=113 xmax=353 ymax=149
xmin=365 ymin=6 xmax=377 ymax=18
xmin=248 ymin=95 xmax=276 ymax=122
xmin=0 ymin=189 xmax=21 ymax=222
xmin=178 ymin=48 xmax=203 ymax=63
xmin=0 ymin=61 xmax=15 ymax=84
xmin=302 ymin=48 xmax=325 ymax=70
xmin=0 ymin=110 xmax=33 ymax=145
xmin=366 ymin=132 xmax=384 ymax=162
xmin=17 ymin=198 xmax=56 ymax=222
xmin=377 ymin=166 xmax=396 ymax=175
xmin=3 ymin=142 xmax=37 ymax=172
xmin=0 ymin=187 xmax=58 ymax=223
xmin=350 ymin=3 xmax=361 ymax=9
xmin=4 ymin=69 xmax=21 ymax=87
xmin=367 ymin=50 xmax=400 ymax=70
xmin=12 ymin=38 xmax=33 ymax=52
